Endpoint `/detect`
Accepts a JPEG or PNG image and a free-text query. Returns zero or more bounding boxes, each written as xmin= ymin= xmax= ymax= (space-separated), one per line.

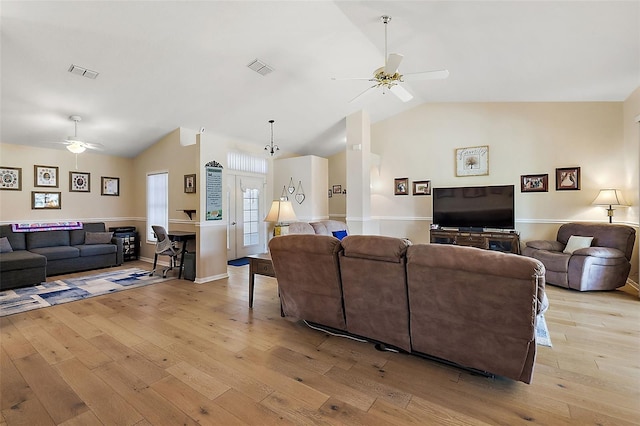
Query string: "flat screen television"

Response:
xmin=432 ymin=185 xmax=515 ymax=230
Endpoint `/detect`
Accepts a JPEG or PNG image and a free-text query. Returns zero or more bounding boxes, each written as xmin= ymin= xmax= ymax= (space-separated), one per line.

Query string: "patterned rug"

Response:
xmin=0 ymin=268 xmax=168 ymax=317
xmin=536 ymin=314 xmax=552 ymax=347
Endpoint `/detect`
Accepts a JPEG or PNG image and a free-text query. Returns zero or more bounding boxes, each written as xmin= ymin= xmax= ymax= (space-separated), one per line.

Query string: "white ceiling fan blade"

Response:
xmin=63 ymin=139 xmax=105 ymax=151
xmin=384 ymin=53 xmax=404 ymax=75
xmin=349 ymin=85 xmax=377 ymax=103
xmin=332 ymin=76 xmax=374 ymax=81
xmin=81 ymin=141 xmax=105 ymax=151
xmin=402 ymin=69 xmax=450 ymax=81
xmin=389 ymin=84 xmax=413 ymax=102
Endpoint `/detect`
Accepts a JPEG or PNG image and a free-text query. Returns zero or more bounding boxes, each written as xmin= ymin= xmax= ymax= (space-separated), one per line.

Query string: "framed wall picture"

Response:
xmin=32 ymin=191 xmax=61 ymax=209
xmin=0 ymin=166 xmax=22 ymax=190
xmin=556 ymin=167 xmax=580 ymax=191
xmin=101 ymin=176 xmax=120 ymax=196
xmin=455 ymin=146 xmax=489 ymax=176
xmin=521 ymin=174 xmax=548 ymax=192
xmin=184 ymin=174 xmax=196 ymax=193
xmin=328 ymin=189 xmax=332 ymax=198
xmin=332 ymin=184 xmax=342 ymax=194
xmin=34 ymin=165 xmax=59 ymax=187
xmin=412 ymin=180 xmax=431 ymax=195
xmin=69 ymin=171 xmax=90 ymax=192
xmin=394 ymin=177 xmax=409 ymax=195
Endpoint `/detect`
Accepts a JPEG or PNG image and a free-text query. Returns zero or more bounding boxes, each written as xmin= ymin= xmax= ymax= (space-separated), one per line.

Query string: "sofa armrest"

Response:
xmin=112 ymin=237 xmax=124 ymax=265
xmin=572 ymin=246 xmax=626 ymax=259
xmin=525 ymin=240 xmax=564 ymax=252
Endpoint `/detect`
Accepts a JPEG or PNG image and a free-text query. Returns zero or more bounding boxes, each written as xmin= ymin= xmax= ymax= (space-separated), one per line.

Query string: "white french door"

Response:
xmin=227 ymin=174 xmax=266 ymax=260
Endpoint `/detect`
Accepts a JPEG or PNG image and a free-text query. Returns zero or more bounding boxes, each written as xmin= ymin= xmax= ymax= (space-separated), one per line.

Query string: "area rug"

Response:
xmin=228 ymin=257 xmax=250 ymax=267
xmin=536 ymin=314 xmax=552 ymax=347
xmin=0 ymin=268 xmax=168 ymax=317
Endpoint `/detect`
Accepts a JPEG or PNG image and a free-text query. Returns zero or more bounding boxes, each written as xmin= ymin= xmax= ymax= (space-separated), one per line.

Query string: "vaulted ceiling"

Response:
xmin=2 ymin=1 xmax=638 ymax=158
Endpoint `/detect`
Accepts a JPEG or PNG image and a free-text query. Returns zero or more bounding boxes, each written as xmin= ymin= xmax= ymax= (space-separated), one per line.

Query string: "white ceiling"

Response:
xmin=2 ymin=1 xmax=639 ymax=158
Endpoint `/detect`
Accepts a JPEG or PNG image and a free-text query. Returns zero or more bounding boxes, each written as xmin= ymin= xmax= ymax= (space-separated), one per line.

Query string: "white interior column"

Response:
xmin=346 ymin=110 xmax=375 ymax=234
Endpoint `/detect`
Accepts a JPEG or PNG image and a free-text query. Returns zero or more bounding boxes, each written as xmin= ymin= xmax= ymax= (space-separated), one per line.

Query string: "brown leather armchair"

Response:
xmin=523 ymin=223 xmax=635 ymax=291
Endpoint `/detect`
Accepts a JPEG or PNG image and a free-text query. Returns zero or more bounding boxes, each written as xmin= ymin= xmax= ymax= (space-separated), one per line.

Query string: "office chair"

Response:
xmin=150 ymin=225 xmax=180 ymax=278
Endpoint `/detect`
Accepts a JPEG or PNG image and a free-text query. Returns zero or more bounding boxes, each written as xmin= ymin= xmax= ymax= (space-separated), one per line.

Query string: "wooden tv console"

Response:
xmin=430 ymin=229 xmax=521 ymax=254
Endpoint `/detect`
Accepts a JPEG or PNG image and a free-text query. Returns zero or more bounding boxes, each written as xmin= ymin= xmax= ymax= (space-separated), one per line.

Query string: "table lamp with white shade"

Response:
xmin=592 ymin=189 xmax=629 ymax=223
xmin=264 ymin=199 xmax=297 ymax=236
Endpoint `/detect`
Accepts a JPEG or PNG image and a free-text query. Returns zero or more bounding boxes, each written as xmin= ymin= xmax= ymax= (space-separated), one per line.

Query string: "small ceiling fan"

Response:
xmin=334 ymin=15 xmax=449 ymax=103
xmin=56 ymin=115 xmax=105 ymax=154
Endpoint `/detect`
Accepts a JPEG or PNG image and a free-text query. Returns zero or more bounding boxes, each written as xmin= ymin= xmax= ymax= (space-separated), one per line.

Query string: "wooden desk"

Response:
xmin=168 ymin=231 xmax=196 ymax=279
xmin=248 ymin=253 xmax=275 ymax=308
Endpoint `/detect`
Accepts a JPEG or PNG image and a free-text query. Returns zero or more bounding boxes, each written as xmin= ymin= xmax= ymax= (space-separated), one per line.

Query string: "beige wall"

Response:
xmin=623 ymin=87 xmax=640 ymax=283
xmin=131 ymin=128 xmax=199 ymax=262
xmin=361 ymin=101 xmax=638 ymax=281
xmin=328 ymin=150 xmax=346 ymax=219
xmin=0 ymin=143 xmax=134 ymax=225
xmin=273 ymin=155 xmax=328 ymax=221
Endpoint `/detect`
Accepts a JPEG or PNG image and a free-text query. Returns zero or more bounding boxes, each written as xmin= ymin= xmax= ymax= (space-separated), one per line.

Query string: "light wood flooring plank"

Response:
xmin=54 ymin=358 xmax=144 ymax=425
xmin=152 ymin=377 xmax=247 ymax=426
xmin=11 ymin=352 xmax=88 ymax=424
xmin=1 ymin=262 xmax=638 ymax=425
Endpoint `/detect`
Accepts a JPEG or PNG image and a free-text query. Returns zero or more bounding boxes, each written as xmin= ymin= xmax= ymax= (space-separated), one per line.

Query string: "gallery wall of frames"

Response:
xmin=0 ymin=164 xmax=120 ymax=209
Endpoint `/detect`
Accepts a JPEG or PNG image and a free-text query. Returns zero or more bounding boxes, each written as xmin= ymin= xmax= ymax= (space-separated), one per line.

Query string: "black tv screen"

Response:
xmin=432 ymin=185 xmax=515 ymax=230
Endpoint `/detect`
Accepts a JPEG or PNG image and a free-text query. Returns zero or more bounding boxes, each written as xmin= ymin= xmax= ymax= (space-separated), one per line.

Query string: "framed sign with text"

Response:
xmin=205 ymin=161 xmax=223 ymax=220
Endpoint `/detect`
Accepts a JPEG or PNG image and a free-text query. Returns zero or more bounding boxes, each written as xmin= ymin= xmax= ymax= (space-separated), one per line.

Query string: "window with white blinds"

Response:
xmin=227 ymin=152 xmax=268 ymax=174
xmin=147 ymin=172 xmax=168 ymax=242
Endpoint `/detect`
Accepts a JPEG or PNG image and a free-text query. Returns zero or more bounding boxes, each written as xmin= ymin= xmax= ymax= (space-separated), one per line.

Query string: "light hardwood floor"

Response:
xmin=1 ymin=261 xmax=639 ymax=425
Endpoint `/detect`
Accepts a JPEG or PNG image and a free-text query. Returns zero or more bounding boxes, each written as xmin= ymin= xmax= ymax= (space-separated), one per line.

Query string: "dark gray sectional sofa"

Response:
xmin=0 ymin=222 xmax=123 ymax=290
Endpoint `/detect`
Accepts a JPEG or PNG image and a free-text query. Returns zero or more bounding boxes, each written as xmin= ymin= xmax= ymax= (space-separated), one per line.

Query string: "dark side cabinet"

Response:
xmin=109 ymin=227 xmax=140 ymax=261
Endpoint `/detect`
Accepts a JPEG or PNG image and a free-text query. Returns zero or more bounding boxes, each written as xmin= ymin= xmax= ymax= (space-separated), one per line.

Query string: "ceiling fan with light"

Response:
xmin=56 ymin=115 xmax=105 ymax=154
xmin=334 ymin=15 xmax=449 ymax=103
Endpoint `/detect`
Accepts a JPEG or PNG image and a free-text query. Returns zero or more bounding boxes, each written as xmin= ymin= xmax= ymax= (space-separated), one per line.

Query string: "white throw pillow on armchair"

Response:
xmin=563 ymin=235 xmax=593 ymax=254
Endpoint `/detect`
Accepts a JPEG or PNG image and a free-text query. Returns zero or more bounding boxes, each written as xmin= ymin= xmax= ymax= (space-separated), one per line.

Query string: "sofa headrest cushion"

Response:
xmin=340 ymin=235 xmax=409 ymax=263
xmin=309 ymin=222 xmax=328 ymax=235
xmin=563 ymin=235 xmax=593 ymax=254
xmin=269 ymin=234 xmax=342 ymax=256
xmin=287 ymin=222 xmax=315 ymax=234
xmin=408 ymin=244 xmax=545 ymax=281
xmin=85 ymin=231 xmax=114 ymax=245
xmin=26 ymin=230 xmax=70 ymax=249
xmin=0 ymin=237 xmax=13 ymax=253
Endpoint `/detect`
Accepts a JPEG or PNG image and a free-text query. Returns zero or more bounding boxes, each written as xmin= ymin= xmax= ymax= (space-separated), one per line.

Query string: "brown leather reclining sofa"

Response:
xmin=269 ymin=234 xmax=547 ymax=384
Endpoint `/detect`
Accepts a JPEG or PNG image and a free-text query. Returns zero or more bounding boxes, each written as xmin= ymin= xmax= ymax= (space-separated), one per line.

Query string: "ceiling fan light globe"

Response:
xmin=66 ymin=142 xmax=86 ymax=154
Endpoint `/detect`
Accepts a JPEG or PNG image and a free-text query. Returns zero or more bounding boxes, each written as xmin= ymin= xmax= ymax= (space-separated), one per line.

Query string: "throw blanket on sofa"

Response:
xmin=11 ymin=222 xmax=83 ymax=232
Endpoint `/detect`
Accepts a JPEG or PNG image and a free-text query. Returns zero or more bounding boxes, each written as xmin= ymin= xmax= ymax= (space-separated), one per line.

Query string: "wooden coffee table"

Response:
xmin=248 ymin=253 xmax=275 ymax=308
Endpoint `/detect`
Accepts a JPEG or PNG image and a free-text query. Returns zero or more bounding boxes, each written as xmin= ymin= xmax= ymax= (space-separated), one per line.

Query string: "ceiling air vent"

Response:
xmin=247 ymin=59 xmax=274 ymax=76
xmin=68 ymin=64 xmax=99 ymax=79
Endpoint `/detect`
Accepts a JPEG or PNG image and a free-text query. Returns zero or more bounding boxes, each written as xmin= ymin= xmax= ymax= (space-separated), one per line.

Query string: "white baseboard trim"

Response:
xmin=194 ymin=273 xmax=228 ymax=284
xmin=139 ymin=256 xmax=228 ymax=283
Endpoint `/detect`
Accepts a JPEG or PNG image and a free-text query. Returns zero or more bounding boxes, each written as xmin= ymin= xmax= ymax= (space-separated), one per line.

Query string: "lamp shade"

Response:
xmin=264 ymin=200 xmax=297 ymax=224
xmin=592 ymin=189 xmax=628 ymax=206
